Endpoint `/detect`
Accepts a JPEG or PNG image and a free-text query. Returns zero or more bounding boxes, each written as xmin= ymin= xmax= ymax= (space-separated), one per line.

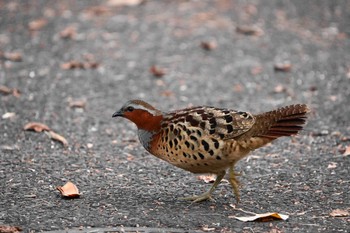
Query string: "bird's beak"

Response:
xmin=112 ymin=110 xmax=123 ymax=118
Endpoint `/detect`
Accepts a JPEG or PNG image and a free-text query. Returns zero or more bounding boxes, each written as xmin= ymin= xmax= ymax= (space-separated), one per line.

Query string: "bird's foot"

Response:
xmin=179 ymin=191 xmax=214 ymax=203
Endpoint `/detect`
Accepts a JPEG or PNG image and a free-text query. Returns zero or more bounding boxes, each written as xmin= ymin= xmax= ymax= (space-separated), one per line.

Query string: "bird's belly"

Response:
xmin=152 ymin=140 xmax=249 ymax=174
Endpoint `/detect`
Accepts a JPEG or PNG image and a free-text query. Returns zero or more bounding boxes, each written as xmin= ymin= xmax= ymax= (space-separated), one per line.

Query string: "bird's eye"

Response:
xmin=126 ymin=106 xmax=134 ymax=112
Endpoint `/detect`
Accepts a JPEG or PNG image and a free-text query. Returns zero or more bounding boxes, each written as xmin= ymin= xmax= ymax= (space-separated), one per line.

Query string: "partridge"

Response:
xmin=112 ymin=100 xmax=309 ymax=202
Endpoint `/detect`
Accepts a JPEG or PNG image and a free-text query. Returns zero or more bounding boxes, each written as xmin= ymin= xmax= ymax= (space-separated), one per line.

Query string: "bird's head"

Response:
xmin=112 ymin=100 xmax=163 ymax=131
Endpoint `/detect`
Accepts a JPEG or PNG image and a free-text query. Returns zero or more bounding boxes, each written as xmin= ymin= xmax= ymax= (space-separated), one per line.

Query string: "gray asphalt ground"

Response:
xmin=1 ymin=0 xmax=350 ymax=232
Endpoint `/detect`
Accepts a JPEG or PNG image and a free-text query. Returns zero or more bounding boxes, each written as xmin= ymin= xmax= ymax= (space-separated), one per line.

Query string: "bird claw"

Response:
xmin=179 ymin=192 xmax=214 ymax=203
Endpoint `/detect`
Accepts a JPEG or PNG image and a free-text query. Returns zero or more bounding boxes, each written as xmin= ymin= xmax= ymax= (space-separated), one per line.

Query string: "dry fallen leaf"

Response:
xmin=274 ymin=84 xmax=287 ymax=93
xmin=327 ymin=162 xmax=337 ymax=169
xmin=3 ymin=52 xmax=23 ymax=62
xmin=0 ymin=225 xmax=22 ymax=233
xmin=69 ymin=99 xmax=86 ymax=108
xmin=343 ymin=145 xmax=350 ymax=156
xmin=230 ymin=212 xmax=289 ymax=222
xmin=0 ymin=85 xmax=13 ymax=95
xmin=28 ymin=18 xmax=48 ymax=31
xmin=274 ymin=62 xmax=292 ymax=72
xmin=236 ymin=25 xmax=263 ymax=36
xmin=12 ymin=88 xmax=21 ymax=97
xmin=60 ymin=26 xmax=77 ymax=39
xmin=57 ymin=181 xmax=80 ymax=198
xmin=23 ymin=122 xmax=50 ymax=132
xmin=46 ymin=131 xmax=68 ymax=147
xmin=61 ymin=60 xmax=84 ymax=70
xmin=233 ymin=83 xmax=244 ymax=93
xmin=61 ymin=60 xmax=99 ymax=70
xmin=107 ymin=0 xmax=144 ymax=6
xmin=330 ymin=209 xmax=349 ymax=217
xmin=200 ymin=41 xmax=217 ymax=51
xmin=197 ymin=174 xmax=216 ymax=183
xmin=160 ymin=90 xmax=174 ymax=97
xmin=2 ymin=112 xmax=16 ymax=119
xmin=250 ymin=66 xmax=263 ymax=75
xmin=150 ymin=65 xmax=166 ymax=77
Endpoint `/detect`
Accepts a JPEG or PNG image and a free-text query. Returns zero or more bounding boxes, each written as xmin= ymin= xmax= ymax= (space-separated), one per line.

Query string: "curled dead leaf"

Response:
xmin=197 ymin=175 xmax=216 ymax=183
xmin=343 ymin=145 xmax=350 ymax=156
xmin=274 ymin=62 xmax=292 ymax=72
xmin=28 ymin=18 xmax=48 ymax=31
xmin=107 ymin=0 xmax=144 ymax=6
xmin=12 ymin=88 xmax=21 ymax=97
xmin=250 ymin=66 xmax=263 ymax=75
xmin=46 ymin=131 xmax=68 ymax=147
xmin=230 ymin=212 xmax=289 ymax=222
xmin=2 ymin=112 xmax=16 ymax=119
xmin=0 ymin=85 xmax=12 ymax=95
xmin=330 ymin=209 xmax=349 ymax=217
xmin=2 ymin=52 xmax=23 ymax=62
xmin=61 ymin=60 xmax=84 ymax=70
xmin=150 ymin=65 xmax=165 ymax=77
xmin=236 ymin=25 xmax=263 ymax=36
xmin=327 ymin=162 xmax=337 ymax=169
xmin=200 ymin=41 xmax=217 ymax=51
xmin=57 ymin=181 xmax=80 ymax=198
xmin=24 ymin=122 xmax=50 ymax=132
xmin=274 ymin=84 xmax=287 ymax=93
xmin=69 ymin=99 xmax=86 ymax=108
xmin=61 ymin=60 xmax=99 ymax=70
xmin=60 ymin=26 xmax=77 ymax=39
xmin=0 ymin=225 xmax=22 ymax=233
xmin=0 ymin=85 xmax=21 ymax=97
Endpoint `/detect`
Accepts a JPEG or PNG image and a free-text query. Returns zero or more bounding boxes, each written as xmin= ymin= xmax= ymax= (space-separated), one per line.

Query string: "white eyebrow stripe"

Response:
xmin=129 ymin=103 xmax=158 ymax=116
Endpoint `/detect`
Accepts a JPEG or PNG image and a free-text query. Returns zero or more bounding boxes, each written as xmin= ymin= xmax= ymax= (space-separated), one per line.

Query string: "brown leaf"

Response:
xmin=274 ymin=84 xmax=287 ymax=93
xmin=236 ymin=25 xmax=263 ymax=36
xmin=28 ymin=18 xmax=48 ymax=31
xmin=23 ymin=122 xmax=50 ymax=132
xmin=0 ymin=85 xmax=12 ymax=95
xmin=61 ymin=60 xmax=84 ymax=70
xmin=251 ymin=66 xmax=263 ymax=75
xmin=233 ymin=83 xmax=244 ymax=93
xmin=330 ymin=209 xmax=349 ymax=217
xmin=0 ymin=225 xmax=22 ymax=233
xmin=160 ymin=90 xmax=174 ymax=97
xmin=150 ymin=65 xmax=165 ymax=77
xmin=230 ymin=212 xmax=289 ymax=222
xmin=197 ymin=174 xmax=216 ymax=183
xmin=69 ymin=99 xmax=86 ymax=108
xmin=47 ymin=131 xmax=68 ymax=147
xmin=61 ymin=60 xmax=99 ymax=70
xmin=83 ymin=61 xmax=99 ymax=69
xmin=57 ymin=181 xmax=80 ymax=198
xmin=60 ymin=26 xmax=77 ymax=39
xmin=107 ymin=0 xmax=144 ymax=6
xmin=343 ymin=146 xmax=350 ymax=156
xmin=12 ymin=88 xmax=21 ymax=97
xmin=274 ymin=62 xmax=292 ymax=72
xmin=200 ymin=41 xmax=217 ymax=51
xmin=3 ymin=52 xmax=22 ymax=62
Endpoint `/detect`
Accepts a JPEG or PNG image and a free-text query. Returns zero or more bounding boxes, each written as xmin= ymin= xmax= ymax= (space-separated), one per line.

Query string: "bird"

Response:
xmin=112 ymin=100 xmax=309 ymax=202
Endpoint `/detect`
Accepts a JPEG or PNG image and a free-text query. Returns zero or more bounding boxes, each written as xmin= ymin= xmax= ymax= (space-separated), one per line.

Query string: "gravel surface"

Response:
xmin=1 ymin=0 xmax=349 ymax=232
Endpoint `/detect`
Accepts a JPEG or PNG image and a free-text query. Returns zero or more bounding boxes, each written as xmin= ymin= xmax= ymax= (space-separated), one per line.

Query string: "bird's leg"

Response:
xmin=180 ymin=170 xmax=226 ymax=202
xmin=228 ymin=165 xmax=241 ymax=203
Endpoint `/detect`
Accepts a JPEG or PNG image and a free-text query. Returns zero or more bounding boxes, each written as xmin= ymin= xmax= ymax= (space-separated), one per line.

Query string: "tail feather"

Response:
xmin=254 ymin=104 xmax=309 ymax=139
